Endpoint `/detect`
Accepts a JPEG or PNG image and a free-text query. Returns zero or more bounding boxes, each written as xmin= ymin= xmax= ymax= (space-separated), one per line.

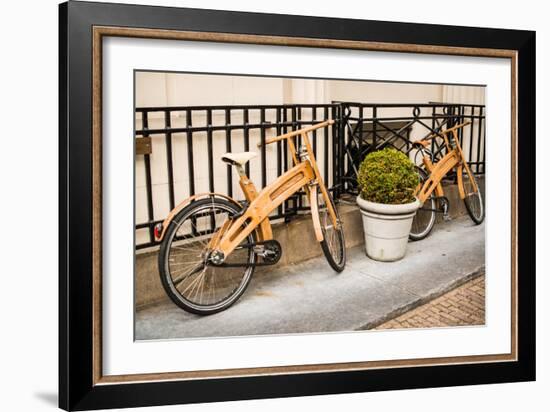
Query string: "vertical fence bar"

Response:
xmin=142 ymin=111 xmax=155 ymax=243
xmin=476 ymin=106 xmax=487 ymax=174
xmin=185 ymin=109 xmax=195 ymax=196
xmin=206 ymin=109 xmax=214 ymax=192
xmin=472 ymin=107 xmax=481 ymax=174
xmin=468 ymin=105 xmax=475 ymax=169
xmin=296 ymin=107 xmax=303 ymax=208
xmin=185 ymin=109 xmax=197 ymax=236
xmin=283 ymin=107 xmax=289 ymax=173
xmin=480 ymin=107 xmax=485 ymax=174
xmin=291 ymin=106 xmax=297 ymax=133
xmin=457 ymin=105 xmax=463 ymax=148
xmin=359 ymin=105 xmax=364 ymax=153
xmin=164 ymin=109 xmax=175 ymax=210
xmin=283 ymin=107 xmax=290 ymax=221
xmin=312 ymin=106 xmax=318 ymax=157
xmin=206 ymin=109 xmax=215 ymax=230
xmin=225 ymin=108 xmax=233 ymax=197
xmin=341 ymin=103 xmax=349 ymax=192
xmin=455 ymin=105 xmax=460 ymax=126
xmin=431 ymin=106 xmax=436 ymax=158
xmin=260 ymin=108 xmax=267 ymax=188
xmin=338 ymin=104 xmax=345 ymax=192
xmin=297 ymin=106 xmax=302 ymax=145
xmin=447 ymin=106 xmax=456 ymax=160
xmin=334 ymin=104 xmax=346 ymax=197
xmin=323 ymin=106 xmax=329 ymax=188
xmin=372 ymin=106 xmax=377 ymax=151
xmin=244 ymin=109 xmax=250 ymax=177
xmin=289 ymin=107 xmax=298 ymax=215
xmin=331 ymin=105 xmax=339 ymax=197
xmin=276 ymin=108 xmax=283 ymax=217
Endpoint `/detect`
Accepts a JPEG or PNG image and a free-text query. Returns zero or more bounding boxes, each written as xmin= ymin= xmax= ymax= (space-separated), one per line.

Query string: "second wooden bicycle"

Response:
xmin=154 ymin=120 xmax=346 ymax=315
xmin=410 ymin=121 xmax=485 ymax=240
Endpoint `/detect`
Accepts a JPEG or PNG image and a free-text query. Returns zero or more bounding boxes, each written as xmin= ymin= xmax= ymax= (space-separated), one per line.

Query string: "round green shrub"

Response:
xmin=357 ymin=148 xmax=419 ymax=204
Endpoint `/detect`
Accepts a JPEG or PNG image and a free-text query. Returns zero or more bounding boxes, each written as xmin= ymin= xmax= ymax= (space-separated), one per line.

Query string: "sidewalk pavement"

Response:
xmin=376 ymin=275 xmax=485 ymax=330
xmin=135 ymin=215 xmax=485 ymax=340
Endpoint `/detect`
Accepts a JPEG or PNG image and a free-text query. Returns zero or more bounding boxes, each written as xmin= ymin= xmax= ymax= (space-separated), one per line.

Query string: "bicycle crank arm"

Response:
xmin=229 ymin=239 xmax=282 ymax=265
xmin=218 ymin=261 xmax=279 ymax=268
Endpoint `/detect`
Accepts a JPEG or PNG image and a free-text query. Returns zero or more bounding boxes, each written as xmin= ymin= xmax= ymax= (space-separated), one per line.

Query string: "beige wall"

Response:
xmin=135 ymin=72 xmax=485 ymax=246
xmin=136 ymin=72 xmax=286 ymax=108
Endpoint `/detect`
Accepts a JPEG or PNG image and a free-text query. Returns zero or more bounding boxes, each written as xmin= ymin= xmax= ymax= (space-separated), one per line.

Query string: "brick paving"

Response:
xmin=376 ymin=275 xmax=485 ymax=330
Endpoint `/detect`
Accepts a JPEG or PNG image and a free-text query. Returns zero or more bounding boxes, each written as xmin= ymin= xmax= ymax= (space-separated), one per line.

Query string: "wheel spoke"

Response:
xmin=172 ymin=263 xmax=205 ymax=285
xmin=161 ymin=201 xmax=255 ymax=312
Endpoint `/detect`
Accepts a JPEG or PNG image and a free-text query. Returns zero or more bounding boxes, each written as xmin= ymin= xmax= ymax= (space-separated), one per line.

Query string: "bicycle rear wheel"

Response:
xmin=461 ymin=168 xmax=485 ymax=224
xmin=315 ymin=188 xmax=346 ymax=272
xmin=158 ymin=198 xmax=256 ymax=315
xmin=409 ymin=167 xmax=436 ymax=241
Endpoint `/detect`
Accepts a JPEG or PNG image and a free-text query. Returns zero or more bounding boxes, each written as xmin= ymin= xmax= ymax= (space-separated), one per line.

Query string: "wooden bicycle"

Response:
xmin=154 ymin=120 xmax=346 ymax=315
xmin=410 ymin=121 xmax=485 ymax=240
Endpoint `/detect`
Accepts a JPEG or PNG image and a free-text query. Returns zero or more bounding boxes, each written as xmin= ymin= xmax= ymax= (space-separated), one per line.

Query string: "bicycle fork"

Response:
xmin=420 ymin=156 xmax=451 ymax=221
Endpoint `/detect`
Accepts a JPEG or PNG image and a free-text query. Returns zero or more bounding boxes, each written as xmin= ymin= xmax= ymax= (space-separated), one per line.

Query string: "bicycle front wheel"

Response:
xmin=158 ymin=198 xmax=256 ymax=315
xmin=461 ymin=168 xmax=485 ymax=224
xmin=315 ymin=188 xmax=346 ymax=272
xmin=410 ymin=167 xmax=436 ymax=241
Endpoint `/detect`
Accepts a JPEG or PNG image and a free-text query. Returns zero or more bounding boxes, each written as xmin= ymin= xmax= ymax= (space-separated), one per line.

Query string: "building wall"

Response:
xmin=136 ymin=72 xmax=286 ymax=108
xmin=135 ymin=72 xmax=485 ymax=246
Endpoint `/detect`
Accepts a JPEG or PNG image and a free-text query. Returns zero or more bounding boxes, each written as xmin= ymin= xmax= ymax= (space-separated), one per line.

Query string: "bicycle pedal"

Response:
xmin=252 ymin=240 xmax=282 ymax=265
xmin=443 ymin=214 xmax=452 ymax=222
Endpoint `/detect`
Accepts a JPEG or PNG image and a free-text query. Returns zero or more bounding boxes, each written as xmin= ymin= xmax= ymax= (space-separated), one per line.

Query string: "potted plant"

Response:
xmin=356 ymin=147 xmax=420 ymax=261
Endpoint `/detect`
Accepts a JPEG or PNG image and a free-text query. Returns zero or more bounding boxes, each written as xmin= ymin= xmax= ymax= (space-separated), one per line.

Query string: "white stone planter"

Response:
xmin=356 ymin=196 xmax=420 ymax=262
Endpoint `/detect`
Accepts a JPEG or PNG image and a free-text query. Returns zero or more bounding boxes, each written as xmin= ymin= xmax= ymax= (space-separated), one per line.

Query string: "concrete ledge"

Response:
xmin=135 ymin=177 xmax=484 ymax=308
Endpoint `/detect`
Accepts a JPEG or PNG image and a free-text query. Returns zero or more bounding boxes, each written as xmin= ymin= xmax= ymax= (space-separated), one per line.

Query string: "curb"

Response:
xmin=356 ymin=265 xmax=485 ymax=330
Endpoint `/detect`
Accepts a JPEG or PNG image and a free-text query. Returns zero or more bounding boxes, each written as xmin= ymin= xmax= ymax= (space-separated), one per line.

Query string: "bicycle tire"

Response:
xmin=158 ymin=198 xmax=256 ymax=315
xmin=461 ymin=169 xmax=485 ymax=224
xmin=315 ymin=187 xmax=346 ymax=272
xmin=409 ymin=166 xmax=436 ymax=241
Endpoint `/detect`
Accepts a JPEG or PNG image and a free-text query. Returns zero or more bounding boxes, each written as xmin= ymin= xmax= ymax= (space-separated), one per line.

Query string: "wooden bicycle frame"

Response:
xmin=207 ymin=121 xmax=339 ymax=261
xmin=415 ymin=121 xmax=479 ymax=204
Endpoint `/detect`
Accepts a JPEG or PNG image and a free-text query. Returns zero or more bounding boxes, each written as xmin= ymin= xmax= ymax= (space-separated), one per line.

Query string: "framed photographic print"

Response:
xmin=59 ymin=1 xmax=535 ymax=410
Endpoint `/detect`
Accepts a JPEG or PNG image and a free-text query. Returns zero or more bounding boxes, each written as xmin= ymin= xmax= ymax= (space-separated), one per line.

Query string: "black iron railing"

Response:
xmin=135 ymin=102 xmax=485 ymax=249
xmin=135 ymin=104 xmax=341 ymax=248
xmin=338 ymin=102 xmax=486 ymax=193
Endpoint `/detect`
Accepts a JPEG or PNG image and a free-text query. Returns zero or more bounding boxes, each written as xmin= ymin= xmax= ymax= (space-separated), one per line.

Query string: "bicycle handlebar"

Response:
xmin=257 ymin=120 xmax=335 ymax=147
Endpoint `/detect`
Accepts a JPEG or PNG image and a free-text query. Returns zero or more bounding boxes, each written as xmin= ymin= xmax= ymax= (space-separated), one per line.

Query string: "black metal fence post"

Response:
xmin=260 ymin=108 xmax=267 ymax=188
xmin=185 ymin=109 xmax=195 ymax=197
xmin=164 ymin=110 xmax=175 ymax=210
xmin=225 ymin=108 xmax=233 ymax=197
xmin=142 ymin=111 xmax=155 ymax=244
xmin=337 ymin=104 xmax=345 ymax=197
xmin=478 ymin=106 xmax=484 ymax=174
xmin=372 ymin=106 xmax=377 ymax=151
